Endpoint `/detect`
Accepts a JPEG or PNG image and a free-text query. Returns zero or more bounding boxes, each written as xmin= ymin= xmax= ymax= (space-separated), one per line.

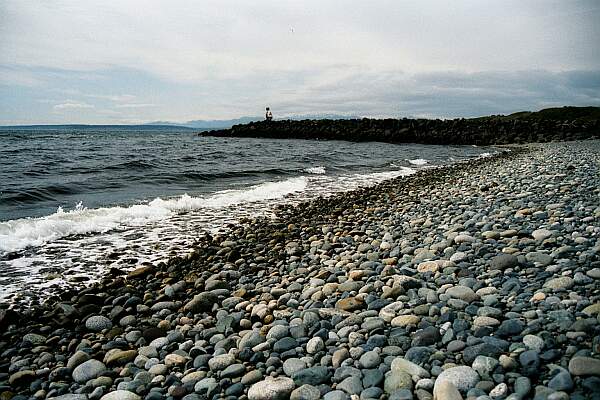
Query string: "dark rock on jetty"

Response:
xmin=201 ymin=110 xmax=600 ymax=145
xmin=1 ymin=141 xmax=599 ymax=400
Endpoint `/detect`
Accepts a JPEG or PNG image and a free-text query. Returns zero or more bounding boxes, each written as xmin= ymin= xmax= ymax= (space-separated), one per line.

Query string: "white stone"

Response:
xmin=248 ymin=377 xmax=295 ymax=400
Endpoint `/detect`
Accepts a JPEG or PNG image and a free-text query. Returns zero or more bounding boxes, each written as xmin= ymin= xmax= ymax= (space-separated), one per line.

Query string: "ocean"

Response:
xmin=0 ymin=126 xmax=493 ymax=305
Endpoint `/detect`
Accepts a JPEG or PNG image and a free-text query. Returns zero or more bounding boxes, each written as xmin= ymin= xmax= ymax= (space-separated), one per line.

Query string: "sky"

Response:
xmin=1 ymin=0 xmax=599 ymax=125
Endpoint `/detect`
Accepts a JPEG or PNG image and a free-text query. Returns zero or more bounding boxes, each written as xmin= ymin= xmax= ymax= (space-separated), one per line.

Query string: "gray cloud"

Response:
xmin=271 ymin=70 xmax=600 ymax=118
xmin=1 ymin=1 xmax=599 ymax=123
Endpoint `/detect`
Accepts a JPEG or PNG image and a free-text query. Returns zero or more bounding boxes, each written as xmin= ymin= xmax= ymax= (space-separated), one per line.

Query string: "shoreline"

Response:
xmin=2 ymin=140 xmax=599 ymax=400
xmin=2 ymin=146 xmax=514 ymax=317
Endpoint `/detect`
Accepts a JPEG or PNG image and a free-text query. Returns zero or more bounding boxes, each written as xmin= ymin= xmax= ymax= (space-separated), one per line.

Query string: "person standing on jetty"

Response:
xmin=265 ymin=107 xmax=273 ymax=121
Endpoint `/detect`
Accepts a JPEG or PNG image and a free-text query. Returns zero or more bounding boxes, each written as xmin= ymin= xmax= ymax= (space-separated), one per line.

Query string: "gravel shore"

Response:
xmin=1 ymin=140 xmax=599 ymax=400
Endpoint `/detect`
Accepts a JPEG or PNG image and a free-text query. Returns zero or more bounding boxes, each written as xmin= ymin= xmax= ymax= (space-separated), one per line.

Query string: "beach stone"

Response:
xmin=496 ymin=319 xmax=524 ymax=337
xmin=67 ymin=350 xmax=91 ymax=369
xmin=73 ymin=359 xmax=107 ymax=384
xmin=181 ymin=371 xmax=206 ymax=385
xmin=568 ymin=357 xmax=600 ymax=376
xmin=23 ymin=333 xmax=46 ymax=345
xmin=290 ymin=384 xmax=320 ymax=400
xmin=526 ymin=252 xmax=553 ymax=266
xmin=531 ymin=292 xmax=546 ymax=302
xmin=104 ymin=350 xmax=137 ymax=366
xmin=99 ymin=391 xmax=141 ymax=400
xmin=333 ymin=349 xmax=350 ymax=368
xmin=363 ymin=368 xmax=384 ymax=388
xmin=489 ymin=254 xmax=518 ymax=270
xmin=149 ymin=336 xmax=168 ymax=348
xmin=519 ymin=350 xmax=540 ymax=376
xmin=274 ymin=337 xmax=298 ymax=353
xmin=165 ymin=353 xmax=187 ymax=367
xmin=359 ymin=351 xmax=381 ymax=369
xmin=391 ymin=357 xmax=429 ymax=378
xmin=473 ymin=316 xmax=500 ymax=327
xmin=8 ymin=370 xmax=35 ymax=386
xmin=523 ymin=335 xmax=544 ymax=352
xmin=337 ymin=376 xmax=363 ymax=395
xmin=582 ymin=303 xmax=600 ymax=316
xmin=209 ymin=354 xmax=235 ymax=371
xmin=283 ymin=358 xmax=306 ymax=377
xmin=389 ymin=389 xmax=413 ymax=400
xmin=417 ymin=261 xmax=439 ymax=273
xmin=248 ymin=377 xmax=295 ymax=400
xmin=587 ymin=268 xmax=600 ymax=279
xmin=292 ymin=366 xmax=331 ymax=386
xmin=454 ymin=234 xmax=475 ymax=244
xmin=548 ymin=369 xmax=573 ymax=391
xmin=127 ymin=266 xmax=153 ymax=279
xmin=445 ymin=286 xmax=478 ymax=302
xmin=183 ymin=292 xmax=216 ymax=313
xmin=221 ymin=364 xmax=245 ymax=378
xmin=242 ymin=370 xmax=264 ymax=385
xmin=472 ymin=356 xmax=498 ymax=378
xmin=384 ymin=370 xmax=413 ymax=393
xmin=336 ymin=297 xmax=364 ymax=311
xmin=85 ymin=316 xmax=112 ymax=332
xmin=391 ymin=315 xmax=420 ymax=327
xmin=489 ymin=383 xmax=508 ymax=399
xmin=150 ymin=301 xmax=176 ymax=311
xmin=239 ymin=329 xmax=265 ymax=350
xmin=306 ymin=337 xmax=324 ymax=354
xmin=267 ymin=325 xmax=289 ymax=341
xmin=544 ymin=277 xmax=574 ymax=291
xmin=514 ymin=376 xmax=531 ymax=396
xmin=433 ymin=380 xmax=462 ymax=400
xmin=435 ymin=366 xmax=479 ymax=393
xmin=323 ymin=391 xmax=348 ymax=400
xmin=449 ymin=252 xmax=466 ymax=263
xmin=48 ymin=396 xmax=88 ymax=400
xmin=532 ymin=229 xmax=552 ymax=241
xmin=412 ymin=326 xmax=441 ymax=346
xmin=405 ymin=346 xmax=434 ymax=365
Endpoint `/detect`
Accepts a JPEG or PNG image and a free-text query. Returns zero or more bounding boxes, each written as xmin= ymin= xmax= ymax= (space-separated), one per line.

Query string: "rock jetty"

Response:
xmin=201 ymin=117 xmax=600 ymax=145
xmin=1 ymin=140 xmax=599 ymax=400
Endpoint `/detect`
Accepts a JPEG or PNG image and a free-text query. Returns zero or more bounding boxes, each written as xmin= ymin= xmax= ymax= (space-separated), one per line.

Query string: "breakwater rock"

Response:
xmin=1 ymin=141 xmax=599 ymax=400
xmin=201 ymin=117 xmax=600 ymax=145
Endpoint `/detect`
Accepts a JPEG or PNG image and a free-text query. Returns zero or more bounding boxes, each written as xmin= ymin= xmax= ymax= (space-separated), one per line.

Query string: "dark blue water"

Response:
xmin=0 ymin=126 xmax=493 ymax=303
xmin=1 ymin=127 xmax=489 ymax=222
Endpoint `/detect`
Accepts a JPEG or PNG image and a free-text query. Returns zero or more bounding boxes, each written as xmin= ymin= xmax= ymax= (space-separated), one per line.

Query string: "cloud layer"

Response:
xmin=1 ymin=1 xmax=599 ymax=124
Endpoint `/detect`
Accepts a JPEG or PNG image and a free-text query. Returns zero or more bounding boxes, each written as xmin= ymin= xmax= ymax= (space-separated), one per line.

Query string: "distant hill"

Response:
xmin=0 ymin=124 xmax=194 ymax=130
xmin=148 ymin=114 xmax=359 ymax=129
xmin=472 ymin=106 xmax=600 ymax=122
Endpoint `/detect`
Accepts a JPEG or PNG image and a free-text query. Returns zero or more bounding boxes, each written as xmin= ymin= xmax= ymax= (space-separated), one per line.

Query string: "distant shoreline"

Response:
xmin=201 ymin=107 xmax=600 ymax=146
xmin=0 ymin=124 xmax=195 ymax=130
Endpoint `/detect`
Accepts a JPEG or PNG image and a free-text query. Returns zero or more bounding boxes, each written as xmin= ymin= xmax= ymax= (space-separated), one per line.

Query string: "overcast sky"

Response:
xmin=1 ymin=1 xmax=599 ymax=124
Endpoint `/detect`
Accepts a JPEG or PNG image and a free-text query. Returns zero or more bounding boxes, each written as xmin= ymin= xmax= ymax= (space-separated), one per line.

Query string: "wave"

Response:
xmin=2 ymin=184 xmax=83 ymax=205
xmin=0 ymin=177 xmax=307 ymax=253
xmin=304 ymin=166 xmax=326 ymax=174
xmin=105 ymin=160 xmax=157 ymax=171
xmin=408 ymin=158 xmax=429 ymax=166
xmin=354 ymin=166 xmax=416 ymax=181
xmin=337 ymin=167 xmax=416 ymax=187
xmin=181 ymin=168 xmax=291 ymax=181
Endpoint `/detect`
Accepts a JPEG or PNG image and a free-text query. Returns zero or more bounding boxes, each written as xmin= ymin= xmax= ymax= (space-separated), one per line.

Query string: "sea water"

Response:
xmin=0 ymin=126 xmax=493 ymax=305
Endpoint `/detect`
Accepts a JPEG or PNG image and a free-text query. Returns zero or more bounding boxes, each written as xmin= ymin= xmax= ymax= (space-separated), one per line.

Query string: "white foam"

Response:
xmin=304 ymin=166 xmax=326 ymax=174
xmin=0 ymin=177 xmax=308 ymax=253
xmin=409 ymin=158 xmax=429 ymax=166
xmin=478 ymin=152 xmax=492 ymax=158
xmin=338 ymin=167 xmax=416 ymax=189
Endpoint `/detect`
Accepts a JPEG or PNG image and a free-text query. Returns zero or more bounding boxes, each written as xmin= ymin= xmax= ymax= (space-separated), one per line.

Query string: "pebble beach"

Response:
xmin=2 ymin=140 xmax=599 ymax=400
